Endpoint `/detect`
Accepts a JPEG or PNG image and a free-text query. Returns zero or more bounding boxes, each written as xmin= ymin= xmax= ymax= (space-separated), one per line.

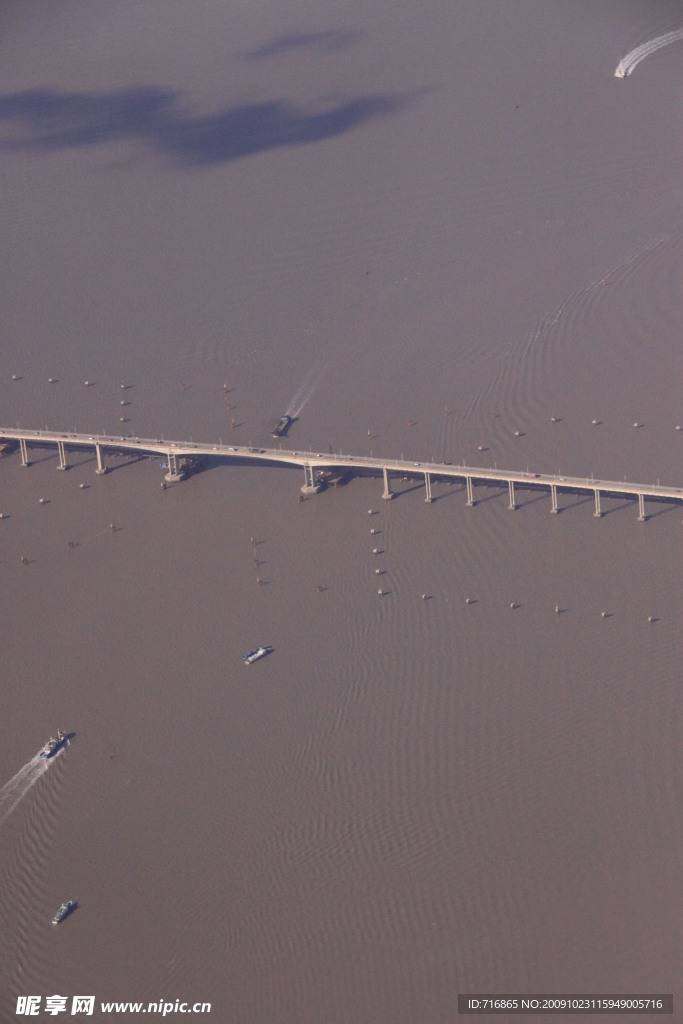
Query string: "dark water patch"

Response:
xmin=0 ymin=86 xmax=408 ymax=167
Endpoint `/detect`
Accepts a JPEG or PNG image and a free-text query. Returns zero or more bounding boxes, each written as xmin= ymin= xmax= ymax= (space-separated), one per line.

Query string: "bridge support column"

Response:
xmin=164 ymin=451 xmax=185 ymax=483
xmin=19 ymin=438 xmax=30 ymax=467
xmin=593 ymin=488 xmax=603 ymax=518
xmin=508 ymin=480 xmax=516 ymax=510
xmin=301 ymin=462 xmax=321 ymax=495
xmin=550 ymin=483 xmax=559 ymax=513
xmin=56 ymin=440 xmax=68 ymax=470
xmin=638 ymin=493 xmax=646 ymax=521
xmin=424 ymin=472 xmax=433 ymax=503
xmin=95 ymin=443 xmax=107 ymax=475
xmin=381 ymin=466 xmax=393 ymax=500
xmin=465 ymin=476 xmax=475 ymax=506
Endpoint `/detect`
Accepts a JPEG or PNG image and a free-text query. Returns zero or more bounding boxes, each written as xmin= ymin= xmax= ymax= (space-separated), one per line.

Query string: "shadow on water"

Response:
xmin=643 ymin=500 xmax=679 ymax=520
xmin=468 ymin=485 xmax=506 ymax=506
xmin=555 ymin=493 xmax=594 ymax=513
xmin=98 ymin=454 xmax=146 ymax=474
xmin=244 ymin=29 xmax=360 ymax=60
xmin=601 ymin=498 xmax=636 ymax=517
xmin=0 ymin=86 xmax=409 ymax=167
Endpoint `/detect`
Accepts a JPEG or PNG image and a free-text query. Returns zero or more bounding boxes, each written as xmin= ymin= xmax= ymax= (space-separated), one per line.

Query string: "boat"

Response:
xmin=318 ymin=469 xmax=350 ymax=488
xmin=52 ymin=901 xmax=73 ymax=925
xmin=271 ymin=415 xmax=291 ymax=438
xmin=242 ymin=645 xmax=273 ymax=665
xmin=39 ymin=730 xmax=68 ymax=759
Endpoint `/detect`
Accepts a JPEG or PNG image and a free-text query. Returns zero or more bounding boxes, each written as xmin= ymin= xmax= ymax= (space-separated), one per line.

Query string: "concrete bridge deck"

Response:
xmin=1 ymin=426 xmax=681 ymax=519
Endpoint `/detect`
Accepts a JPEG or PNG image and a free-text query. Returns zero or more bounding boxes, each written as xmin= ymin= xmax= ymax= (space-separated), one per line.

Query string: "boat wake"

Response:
xmin=286 ymin=367 xmax=325 ymax=419
xmin=615 ymin=28 xmax=683 ymax=78
xmin=0 ymin=756 xmax=51 ymax=829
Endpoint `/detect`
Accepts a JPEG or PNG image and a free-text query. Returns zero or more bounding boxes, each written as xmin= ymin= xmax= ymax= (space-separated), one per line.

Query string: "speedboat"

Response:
xmin=243 ymin=645 xmax=273 ymax=665
xmin=40 ymin=730 xmax=68 ymax=759
xmin=52 ymin=901 xmax=73 ymax=925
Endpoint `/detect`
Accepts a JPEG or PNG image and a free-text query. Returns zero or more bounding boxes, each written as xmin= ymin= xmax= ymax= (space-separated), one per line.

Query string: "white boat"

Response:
xmin=243 ymin=645 xmax=273 ymax=665
xmin=52 ymin=901 xmax=73 ymax=925
xmin=40 ymin=730 xmax=68 ymax=759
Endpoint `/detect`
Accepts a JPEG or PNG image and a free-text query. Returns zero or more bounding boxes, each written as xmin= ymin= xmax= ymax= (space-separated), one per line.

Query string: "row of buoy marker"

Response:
xmin=464 ymin=600 xmax=657 ymax=621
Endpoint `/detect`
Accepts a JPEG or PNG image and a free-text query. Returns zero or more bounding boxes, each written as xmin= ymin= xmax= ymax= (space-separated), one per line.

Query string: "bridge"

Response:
xmin=1 ymin=426 xmax=681 ymax=521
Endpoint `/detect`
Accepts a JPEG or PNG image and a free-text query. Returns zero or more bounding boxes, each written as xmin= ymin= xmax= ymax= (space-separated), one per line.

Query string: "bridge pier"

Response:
xmin=424 ymin=472 xmax=433 ymax=503
xmin=508 ymin=479 xmax=516 ymax=510
xmin=465 ymin=476 xmax=475 ymax=506
xmin=382 ymin=466 xmax=394 ymax=500
xmin=550 ymin=483 xmax=559 ymax=513
xmin=56 ymin=439 xmax=68 ymax=470
xmin=95 ymin=443 xmax=107 ymax=475
xmin=19 ymin=438 xmax=30 ymax=467
xmin=638 ymin=493 xmax=646 ymax=521
xmin=164 ymin=451 xmax=185 ymax=483
xmin=593 ymin=488 xmax=603 ymax=518
xmin=301 ymin=462 xmax=321 ymax=495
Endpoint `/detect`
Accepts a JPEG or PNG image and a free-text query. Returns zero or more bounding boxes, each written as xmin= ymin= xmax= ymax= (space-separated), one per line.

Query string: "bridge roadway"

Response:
xmin=1 ymin=426 xmax=681 ymax=520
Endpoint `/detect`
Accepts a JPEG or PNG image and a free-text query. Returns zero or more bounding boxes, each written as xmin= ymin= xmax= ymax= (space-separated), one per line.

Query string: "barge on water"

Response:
xmin=271 ymin=415 xmax=291 ymax=438
xmin=52 ymin=901 xmax=74 ymax=925
xmin=243 ymin=645 xmax=273 ymax=665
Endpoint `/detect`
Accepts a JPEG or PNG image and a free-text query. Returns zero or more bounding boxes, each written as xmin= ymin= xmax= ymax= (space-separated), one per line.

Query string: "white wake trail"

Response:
xmin=615 ymin=28 xmax=683 ymax=77
xmin=0 ymin=756 xmax=50 ymax=828
xmin=286 ymin=367 xmax=325 ymax=419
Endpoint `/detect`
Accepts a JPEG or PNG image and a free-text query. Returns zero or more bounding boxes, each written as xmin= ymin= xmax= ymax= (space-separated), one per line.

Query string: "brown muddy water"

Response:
xmin=1 ymin=2 xmax=681 ymax=1021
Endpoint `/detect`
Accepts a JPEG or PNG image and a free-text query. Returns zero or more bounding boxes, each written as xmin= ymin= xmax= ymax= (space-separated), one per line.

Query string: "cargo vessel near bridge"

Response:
xmin=272 ymin=415 xmax=291 ymax=438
